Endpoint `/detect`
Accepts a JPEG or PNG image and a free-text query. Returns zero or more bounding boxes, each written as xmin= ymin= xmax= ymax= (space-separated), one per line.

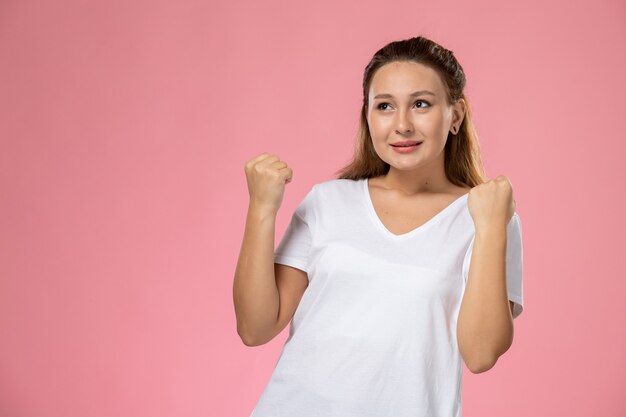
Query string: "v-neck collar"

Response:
xmin=362 ymin=177 xmax=469 ymax=240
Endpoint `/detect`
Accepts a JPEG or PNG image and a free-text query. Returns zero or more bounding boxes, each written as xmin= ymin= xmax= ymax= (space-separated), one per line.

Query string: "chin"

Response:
xmin=388 ymin=162 xmax=424 ymax=171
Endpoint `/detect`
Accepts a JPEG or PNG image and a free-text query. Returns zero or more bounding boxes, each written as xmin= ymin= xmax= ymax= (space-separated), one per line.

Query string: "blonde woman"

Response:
xmin=234 ymin=35 xmax=524 ymax=417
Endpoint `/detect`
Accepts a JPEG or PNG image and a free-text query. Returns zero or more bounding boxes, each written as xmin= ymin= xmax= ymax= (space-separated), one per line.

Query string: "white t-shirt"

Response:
xmin=250 ymin=178 xmax=524 ymax=417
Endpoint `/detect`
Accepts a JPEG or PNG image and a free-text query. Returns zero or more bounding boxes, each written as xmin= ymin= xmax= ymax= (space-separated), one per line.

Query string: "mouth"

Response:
xmin=390 ymin=141 xmax=423 ymax=148
xmin=390 ymin=141 xmax=423 ymax=153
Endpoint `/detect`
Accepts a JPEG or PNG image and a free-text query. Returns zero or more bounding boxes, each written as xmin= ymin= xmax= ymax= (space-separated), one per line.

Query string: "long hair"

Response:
xmin=334 ymin=35 xmax=487 ymax=187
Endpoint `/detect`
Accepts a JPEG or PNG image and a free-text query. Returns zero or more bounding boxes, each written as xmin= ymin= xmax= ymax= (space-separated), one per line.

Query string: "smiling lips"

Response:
xmin=391 ymin=140 xmax=423 ymax=147
xmin=390 ymin=140 xmax=423 ymax=153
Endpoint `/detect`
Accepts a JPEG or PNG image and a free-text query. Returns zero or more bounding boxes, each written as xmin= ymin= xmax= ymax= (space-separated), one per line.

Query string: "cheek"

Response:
xmin=367 ymin=117 xmax=381 ymax=137
xmin=369 ymin=115 xmax=389 ymax=135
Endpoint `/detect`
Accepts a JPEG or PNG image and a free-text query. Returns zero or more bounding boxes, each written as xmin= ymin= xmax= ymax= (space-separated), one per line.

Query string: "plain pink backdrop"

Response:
xmin=1 ymin=0 xmax=625 ymax=416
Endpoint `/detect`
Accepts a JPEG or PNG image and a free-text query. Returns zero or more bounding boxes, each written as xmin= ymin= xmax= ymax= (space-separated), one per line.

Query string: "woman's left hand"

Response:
xmin=467 ymin=175 xmax=516 ymax=231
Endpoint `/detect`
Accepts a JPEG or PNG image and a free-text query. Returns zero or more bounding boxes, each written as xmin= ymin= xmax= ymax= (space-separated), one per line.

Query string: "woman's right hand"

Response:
xmin=244 ymin=153 xmax=293 ymax=214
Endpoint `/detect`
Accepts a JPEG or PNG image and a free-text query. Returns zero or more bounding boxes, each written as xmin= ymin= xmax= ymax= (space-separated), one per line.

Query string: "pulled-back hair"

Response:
xmin=334 ymin=35 xmax=486 ymax=187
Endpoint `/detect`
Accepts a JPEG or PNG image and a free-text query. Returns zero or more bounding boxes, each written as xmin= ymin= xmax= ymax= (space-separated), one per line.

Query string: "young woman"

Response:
xmin=234 ymin=35 xmax=524 ymax=417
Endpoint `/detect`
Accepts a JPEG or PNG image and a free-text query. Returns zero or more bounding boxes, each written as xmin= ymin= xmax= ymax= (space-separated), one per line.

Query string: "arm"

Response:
xmin=457 ymin=224 xmax=514 ymax=374
xmin=233 ymin=204 xmax=281 ymax=346
xmin=234 ymin=153 xmax=309 ymax=347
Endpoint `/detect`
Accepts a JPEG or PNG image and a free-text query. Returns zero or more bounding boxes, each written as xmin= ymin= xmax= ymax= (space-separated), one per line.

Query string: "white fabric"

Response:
xmin=250 ymin=178 xmax=524 ymax=417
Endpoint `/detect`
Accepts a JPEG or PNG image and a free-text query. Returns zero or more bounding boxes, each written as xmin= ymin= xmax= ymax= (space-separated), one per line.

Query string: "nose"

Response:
xmin=394 ymin=108 xmax=413 ymax=134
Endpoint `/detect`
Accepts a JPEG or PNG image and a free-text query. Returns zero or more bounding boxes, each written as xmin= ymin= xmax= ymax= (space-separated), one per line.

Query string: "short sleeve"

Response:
xmin=506 ymin=214 xmax=524 ymax=319
xmin=462 ymin=212 xmax=524 ymax=319
xmin=273 ymin=185 xmax=318 ymax=273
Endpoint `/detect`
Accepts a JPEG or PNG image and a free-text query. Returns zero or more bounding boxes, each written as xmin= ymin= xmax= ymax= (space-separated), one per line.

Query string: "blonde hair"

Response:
xmin=334 ymin=35 xmax=486 ymax=187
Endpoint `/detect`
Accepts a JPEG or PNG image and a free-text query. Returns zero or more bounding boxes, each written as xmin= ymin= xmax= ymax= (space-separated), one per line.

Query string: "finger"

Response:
xmin=259 ymin=155 xmax=280 ymax=166
xmin=271 ymin=162 xmax=288 ymax=172
xmin=250 ymin=152 xmax=273 ymax=163
xmin=280 ymin=167 xmax=293 ymax=183
xmin=245 ymin=153 xmax=273 ymax=170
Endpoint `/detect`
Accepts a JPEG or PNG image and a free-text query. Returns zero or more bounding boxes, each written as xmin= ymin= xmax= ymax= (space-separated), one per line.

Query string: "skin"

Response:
xmin=234 ymin=153 xmax=306 ymax=347
xmin=366 ymin=61 xmax=517 ymax=373
xmin=235 ymin=61 xmax=518 ymax=363
xmin=366 ymin=60 xmax=466 ymax=196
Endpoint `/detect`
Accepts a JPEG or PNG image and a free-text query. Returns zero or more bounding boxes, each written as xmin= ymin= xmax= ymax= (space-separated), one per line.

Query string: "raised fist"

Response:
xmin=244 ymin=153 xmax=294 ymax=213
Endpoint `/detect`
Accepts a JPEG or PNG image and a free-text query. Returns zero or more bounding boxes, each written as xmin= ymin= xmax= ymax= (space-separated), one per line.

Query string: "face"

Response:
xmin=366 ymin=61 xmax=464 ymax=173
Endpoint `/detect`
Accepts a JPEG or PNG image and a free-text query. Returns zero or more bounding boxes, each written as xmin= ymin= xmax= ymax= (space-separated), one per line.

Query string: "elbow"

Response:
xmin=237 ymin=323 xmax=259 ymax=347
xmin=238 ymin=330 xmax=254 ymax=347
xmin=237 ymin=324 xmax=273 ymax=347
xmin=464 ymin=340 xmax=514 ymax=373
xmin=239 ymin=330 xmax=263 ymax=347
xmin=467 ymin=359 xmax=495 ymax=374
xmin=236 ymin=312 xmax=282 ymax=347
xmin=242 ymin=337 xmax=260 ymax=347
xmin=465 ymin=353 xmax=498 ymax=374
xmin=459 ymin=334 xmax=513 ymax=374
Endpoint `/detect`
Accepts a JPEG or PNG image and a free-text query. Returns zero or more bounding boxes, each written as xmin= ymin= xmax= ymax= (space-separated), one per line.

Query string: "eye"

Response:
xmin=375 ymin=100 xmax=431 ymax=111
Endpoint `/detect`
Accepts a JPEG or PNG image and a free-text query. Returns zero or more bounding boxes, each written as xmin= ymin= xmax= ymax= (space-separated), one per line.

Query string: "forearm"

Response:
xmin=457 ymin=224 xmax=513 ymax=373
xmin=233 ymin=203 xmax=280 ymax=345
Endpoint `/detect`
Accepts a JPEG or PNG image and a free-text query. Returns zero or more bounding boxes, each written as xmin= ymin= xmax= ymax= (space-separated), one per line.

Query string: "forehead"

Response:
xmin=369 ymin=61 xmax=445 ymax=97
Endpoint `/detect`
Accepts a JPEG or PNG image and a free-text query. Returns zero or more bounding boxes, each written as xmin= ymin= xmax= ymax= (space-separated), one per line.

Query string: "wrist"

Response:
xmin=248 ymin=201 xmax=279 ymax=219
xmin=474 ymin=222 xmax=507 ymax=241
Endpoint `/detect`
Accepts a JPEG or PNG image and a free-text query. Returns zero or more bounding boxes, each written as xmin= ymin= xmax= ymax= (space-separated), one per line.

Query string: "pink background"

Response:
xmin=1 ymin=0 xmax=625 ymax=416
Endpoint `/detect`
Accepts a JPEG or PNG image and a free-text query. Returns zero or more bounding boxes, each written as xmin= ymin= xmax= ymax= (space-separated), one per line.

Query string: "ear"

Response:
xmin=452 ymin=98 xmax=466 ymax=126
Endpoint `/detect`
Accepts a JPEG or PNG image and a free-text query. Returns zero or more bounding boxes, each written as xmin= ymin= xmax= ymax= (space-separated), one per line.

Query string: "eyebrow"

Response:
xmin=373 ymin=90 xmax=436 ymax=99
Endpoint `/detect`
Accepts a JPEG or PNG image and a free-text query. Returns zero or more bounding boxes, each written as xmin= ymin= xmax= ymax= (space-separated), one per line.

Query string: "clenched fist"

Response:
xmin=244 ymin=153 xmax=294 ymax=214
xmin=467 ymin=175 xmax=516 ymax=231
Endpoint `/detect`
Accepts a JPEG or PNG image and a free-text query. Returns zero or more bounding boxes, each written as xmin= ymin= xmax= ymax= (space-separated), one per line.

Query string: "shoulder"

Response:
xmin=308 ymin=179 xmax=363 ymax=209
xmin=313 ymin=178 xmax=362 ymax=194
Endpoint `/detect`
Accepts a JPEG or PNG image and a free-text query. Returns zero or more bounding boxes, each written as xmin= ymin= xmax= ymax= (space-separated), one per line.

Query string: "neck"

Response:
xmin=381 ymin=156 xmax=452 ymax=196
